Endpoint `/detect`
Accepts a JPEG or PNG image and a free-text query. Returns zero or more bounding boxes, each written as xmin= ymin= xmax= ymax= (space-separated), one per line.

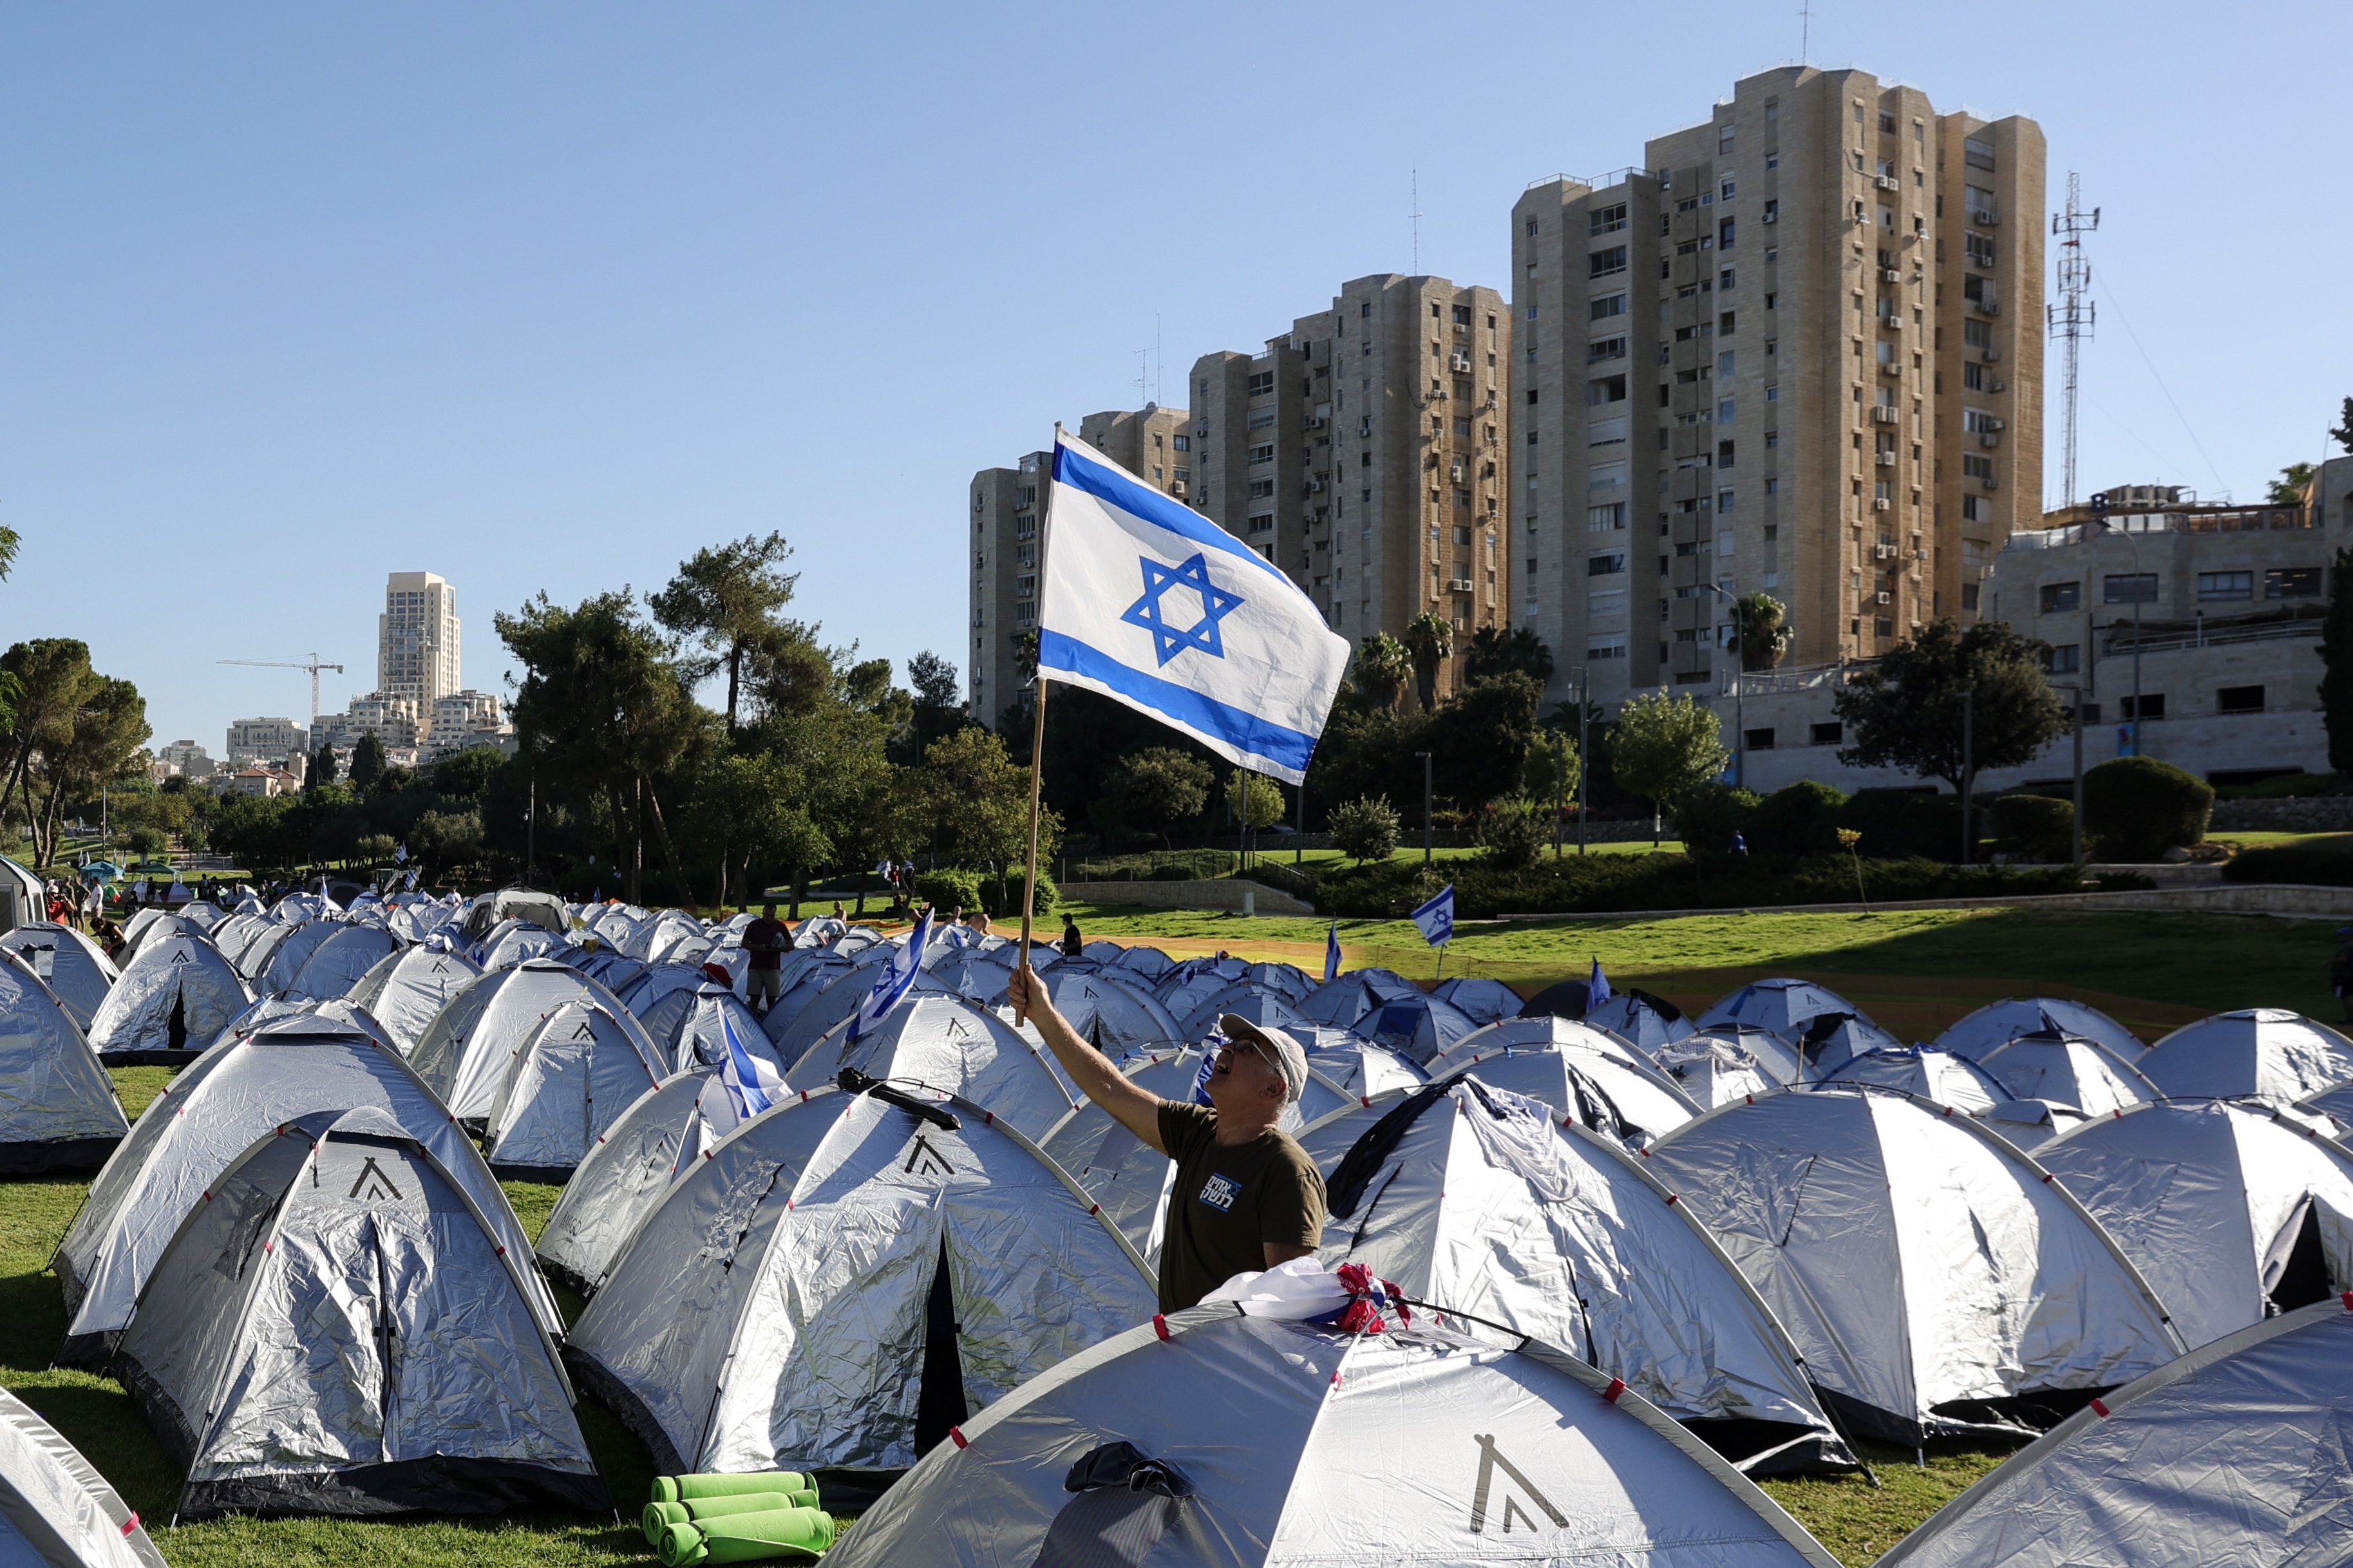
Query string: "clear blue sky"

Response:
xmin=5 ymin=1 xmax=2347 ymax=751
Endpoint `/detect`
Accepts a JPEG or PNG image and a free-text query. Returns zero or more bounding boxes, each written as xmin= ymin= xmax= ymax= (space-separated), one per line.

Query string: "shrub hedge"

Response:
xmin=2220 ymin=835 xmax=2353 ymax=887
xmin=2083 ymin=757 xmax=2213 ymax=862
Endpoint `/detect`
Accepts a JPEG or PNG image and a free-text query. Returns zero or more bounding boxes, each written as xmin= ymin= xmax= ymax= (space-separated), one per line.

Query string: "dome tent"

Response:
xmin=1968 ymin=1028 xmax=2157 ymax=1116
xmin=1653 ymin=1032 xmax=1783 ymax=1109
xmin=1432 ymin=1016 xmax=1703 ymax=1146
xmin=1696 ymin=978 xmax=1869 ymax=1041
xmin=1647 ymin=1086 xmax=2185 ymax=1446
xmin=638 ymin=981 xmax=786 ymax=1077
xmin=1788 ymin=1012 xmax=1907 ymax=1079
xmin=204 ymin=995 xmax=394 ymax=1057
xmin=1816 ymin=1046 xmax=2012 ymax=1113
xmin=280 ymin=922 xmax=401 ymax=1001
xmin=1875 ymin=1298 xmax=2353 ymax=1568
xmin=782 ymin=994 xmax=1077 ymax=1141
xmin=1428 ymin=974 xmax=1523 ymax=1025
xmin=1032 ymin=967 xmax=1183 ymax=1055
xmin=0 ymin=1384 xmax=167 ymax=1568
xmin=1294 ymin=967 xmax=1422 ymax=1030
xmin=0 ymin=922 xmax=118 ymax=1032
xmin=1352 ymin=990 xmax=1482 ymax=1066
xmin=534 ymin=1066 xmax=742 ymax=1297
xmin=827 ymin=1305 xmax=1842 ymax=1568
xmin=764 ymin=963 xmax=959 ymax=1070
xmin=113 ymin=1106 xmax=603 ymax=1520
xmin=616 ymin=960 xmax=713 ymax=1021
xmin=408 ymin=958 xmax=653 ymax=1126
xmin=565 ymin=1081 xmax=1154 ymax=1502
xmin=0 ymin=959 xmax=128 ymax=1174
xmin=85 ymin=933 xmax=250 ymax=1066
xmin=1177 ymin=983 xmax=1312 ymax=1041
xmin=1321 ymin=1077 xmax=1849 ymax=1473
xmin=1932 ymin=996 xmax=2145 ymax=1061
xmin=2139 ymin=1008 xmax=2353 ymax=1104
xmin=53 ymin=1018 xmax=554 ymax=1370
xmin=1580 ymin=987 xmax=1697 ymax=1051
xmin=2035 ymin=1098 xmax=2353 ymax=1350
xmin=346 ymin=943 xmax=484 ymax=1053
xmin=254 ymin=918 xmax=346 ymax=995
xmin=480 ymin=998 xmax=666 ymax=1180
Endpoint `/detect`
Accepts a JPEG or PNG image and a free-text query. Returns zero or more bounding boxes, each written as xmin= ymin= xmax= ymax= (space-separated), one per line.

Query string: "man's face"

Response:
xmin=1206 ymin=1035 xmax=1287 ymax=1117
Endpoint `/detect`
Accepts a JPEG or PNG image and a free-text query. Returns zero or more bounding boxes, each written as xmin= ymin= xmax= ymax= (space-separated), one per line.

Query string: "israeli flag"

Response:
xmin=1038 ymin=431 xmax=1349 ymax=784
xmin=1586 ymin=957 xmax=1614 ymax=1013
xmin=404 ymin=868 xmax=420 ymax=890
xmin=393 ymin=841 xmax=408 ymax=865
xmin=848 ymin=908 xmax=934 ymax=1044
xmin=719 ymin=1013 xmax=783 ymax=1119
xmin=1323 ymin=921 xmax=1343 ymax=983
xmin=1409 ymin=884 xmax=1455 ymax=948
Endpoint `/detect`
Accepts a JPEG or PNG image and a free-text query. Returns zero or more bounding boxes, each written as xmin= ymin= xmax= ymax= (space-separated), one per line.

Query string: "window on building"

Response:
xmin=1718 ymin=218 xmax=1736 ymax=249
xmin=2197 ymin=571 xmax=2254 ymax=602
xmin=1591 ymin=245 xmax=1629 ymax=277
xmin=2216 ymin=685 xmax=2265 ymax=715
xmin=1247 ymin=406 xmax=1277 ymax=430
xmin=1246 ymin=513 xmax=1274 ymax=534
xmin=1588 ymin=502 xmax=1627 ymax=531
xmin=2105 ymin=572 xmax=2159 ymax=605
xmin=1247 ymin=480 xmax=1274 ymax=500
xmin=1590 ymin=203 xmax=1628 ymax=234
xmin=2265 ymin=567 xmax=2323 ymax=598
xmin=1247 ymin=442 xmax=1274 ymax=464
xmin=1588 ymin=553 xmax=1627 ymax=576
xmin=1587 ymin=375 xmax=1627 ymax=405
xmin=1172 ymin=434 xmax=1189 ymax=451
xmin=1588 ymin=336 xmax=1629 ymax=363
xmin=1247 ymin=370 xmax=1275 ymax=397
xmin=1587 ymin=637 xmax=1629 ymax=659
xmin=1809 ymin=721 xmax=1842 ymax=746
xmin=1964 ymin=137 xmax=1996 ymax=171
xmin=1964 ymin=317 xmax=1993 ymax=351
xmin=1591 ymin=292 xmax=1628 ymax=320
xmin=2044 ymin=644 xmax=2081 ymax=674
xmin=1744 ymin=727 xmax=1776 ymax=750
xmin=2040 ymin=581 xmax=2082 ymax=612
xmin=2119 ymin=694 xmax=2166 ymax=721
xmin=1963 ymin=454 xmax=1994 ymax=483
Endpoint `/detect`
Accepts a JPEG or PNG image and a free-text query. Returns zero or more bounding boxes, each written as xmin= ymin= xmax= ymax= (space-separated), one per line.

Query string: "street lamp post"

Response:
xmin=1415 ymin=750 xmax=1433 ymax=866
xmin=1699 ymin=584 xmax=1748 ymax=789
xmin=2050 ymin=681 xmax=2087 ymax=865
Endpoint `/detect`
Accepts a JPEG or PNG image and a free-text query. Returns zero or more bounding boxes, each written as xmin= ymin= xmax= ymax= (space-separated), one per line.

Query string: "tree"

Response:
xmin=2332 ymin=396 xmax=2353 ymax=455
xmin=1730 ymin=592 xmax=1794 ymax=671
xmin=430 ymin=745 xmax=509 ymax=803
xmin=649 ymin=533 xmax=799 ymax=735
xmin=2321 ymin=546 xmax=2353 ymax=775
xmin=1473 ymin=798 xmax=1548 ymax=869
xmin=1462 ymin=626 xmax=1554 ymax=686
xmin=899 ymin=650 xmax=972 ymax=760
xmin=1223 ymin=768 xmax=1285 ymax=858
xmin=1520 ymin=730 xmax=1582 ymax=810
xmin=28 ymin=676 xmax=150 ymax=867
xmin=0 ymin=524 xmax=17 ymax=581
xmin=409 ymin=809 xmax=486 ymax=882
xmin=919 ymin=726 xmax=1059 ymax=911
xmin=348 ymin=733 xmax=387 ymax=793
xmin=2269 ymin=462 xmax=2318 ymax=506
xmin=1403 ymin=612 xmax=1455 ymax=712
xmin=1328 ymin=795 xmax=1401 ymax=864
xmin=1350 ymin=634 xmax=1411 ymax=713
xmin=0 ymin=640 xmax=99 ymax=833
xmin=1832 ymin=617 xmax=2068 ymax=794
xmin=1426 ymin=670 xmax=1542 ymax=810
xmin=1104 ymin=748 xmax=1211 ymax=849
xmin=1608 ymin=692 xmax=1729 ymax=843
xmin=309 ymin=742 xmax=339 ymax=790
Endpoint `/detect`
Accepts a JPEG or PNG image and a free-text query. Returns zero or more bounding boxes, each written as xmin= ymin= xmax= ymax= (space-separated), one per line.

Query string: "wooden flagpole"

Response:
xmin=1016 ymin=424 xmax=1059 ymax=1021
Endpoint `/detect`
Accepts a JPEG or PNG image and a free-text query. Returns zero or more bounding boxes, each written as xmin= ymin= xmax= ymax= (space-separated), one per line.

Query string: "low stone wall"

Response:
xmin=1493 ymin=882 xmax=2353 ymax=923
xmin=2210 ymin=797 xmax=2353 ymax=833
xmin=1062 ymin=879 xmax=1317 ymax=917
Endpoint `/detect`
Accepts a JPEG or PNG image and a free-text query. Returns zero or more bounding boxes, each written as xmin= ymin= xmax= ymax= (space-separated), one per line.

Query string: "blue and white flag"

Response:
xmin=393 ymin=842 xmax=408 ymax=865
xmin=719 ymin=1013 xmax=783 ymax=1119
xmin=1586 ymin=957 xmax=1614 ymax=1013
xmin=847 ymin=908 xmax=934 ymax=1044
xmin=1323 ymin=921 xmax=1343 ymax=983
xmin=1409 ymin=884 xmax=1455 ymax=948
xmin=1038 ymin=431 xmax=1350 ymax=784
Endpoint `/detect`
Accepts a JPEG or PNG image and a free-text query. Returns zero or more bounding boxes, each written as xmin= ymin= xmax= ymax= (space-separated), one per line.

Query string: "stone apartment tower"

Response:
xmin=378 ymin=571 xmax=462 ymax=706
xmin=1189 ymin=274 xmax=1511 ymax=702
xmin=967 ymin=405 xmax=1190 ymax=722
xmin=1513 ymin=66 xmax=2043 ymax=707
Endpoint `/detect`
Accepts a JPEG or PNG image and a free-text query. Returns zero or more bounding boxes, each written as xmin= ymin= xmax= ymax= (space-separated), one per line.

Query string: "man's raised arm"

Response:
xmin=1008 ymin=964 xmax=1166 ymax=1153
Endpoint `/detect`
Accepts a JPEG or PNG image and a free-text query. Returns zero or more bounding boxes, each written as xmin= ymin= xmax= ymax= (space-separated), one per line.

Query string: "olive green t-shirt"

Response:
xmin=1155 ymin=1100 xmax=1327 ymax=1313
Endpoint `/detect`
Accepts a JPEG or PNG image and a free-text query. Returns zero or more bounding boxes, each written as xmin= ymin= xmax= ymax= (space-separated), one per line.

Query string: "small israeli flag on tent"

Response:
xmin=1586 ymin=956 xmax=1614 ymax=1013
xmin=1323 ymin=920 xmax=1343 ymax=984
xmin=1409 ymin=884 xmax=1455 ymax=948
xmin=719 ymin=1013 xmax=783 ymax=1119
xmin=393 ymin=842 xmax=408 ymax=865
xmin=1037 ymin=430 xmax=1350 ymax=784
xmin=847 ymin=907 xmax=934 ymax=1044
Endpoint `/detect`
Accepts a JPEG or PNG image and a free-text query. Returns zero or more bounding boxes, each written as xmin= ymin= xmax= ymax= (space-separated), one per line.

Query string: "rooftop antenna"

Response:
xmin=2049 ymin=171 xmax=2101 ymax=508
xmin=1135 ymin=346 xmax=1153 ymax=406
xmin=1155 ymin=311 xmax=1164 ymax=405
xmin=1799 ymin=0 xmax=1811 ymax=63
xmin=1410 ymin=168 xmax=1421 ymax=275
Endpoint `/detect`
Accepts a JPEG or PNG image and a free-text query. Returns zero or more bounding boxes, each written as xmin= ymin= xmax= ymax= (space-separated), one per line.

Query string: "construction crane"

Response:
xmin=218 ymin=655 xmax=345 ymax=733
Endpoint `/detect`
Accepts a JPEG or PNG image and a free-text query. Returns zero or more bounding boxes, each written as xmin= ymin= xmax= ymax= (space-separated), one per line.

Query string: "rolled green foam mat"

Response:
xmin=644 ymin=1500 xmax=690 ymax=1544
xmin=657 ymin=1506 xmax=837 ymax=1566
xmin=651 ymin=1471 xmax=815 ymax=1504
xmin=689 ymin=1491 xmax=821 ymax=1521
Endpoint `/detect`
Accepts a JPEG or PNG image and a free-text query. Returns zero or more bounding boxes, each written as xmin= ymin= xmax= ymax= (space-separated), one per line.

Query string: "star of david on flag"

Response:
xmin=1409 ymin=884 xmax=1455 ymax=948
xmin=848 ymin=908 xmax=934 ymax=1044
xmin=1121 ymin=553 xmax=1246 ymax=666
xmin=1034 ymin=430 xmax=1349 ymax=784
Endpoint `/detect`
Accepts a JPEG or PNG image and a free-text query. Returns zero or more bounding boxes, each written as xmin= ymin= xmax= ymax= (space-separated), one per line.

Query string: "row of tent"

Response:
xmin=7 ymin=885 xmax=2353 ymax=1564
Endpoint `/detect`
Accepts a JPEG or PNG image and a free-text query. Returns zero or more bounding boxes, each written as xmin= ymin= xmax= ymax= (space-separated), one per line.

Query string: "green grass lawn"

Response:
xmin=15 ymin=900 xmax=2312 ymax=1563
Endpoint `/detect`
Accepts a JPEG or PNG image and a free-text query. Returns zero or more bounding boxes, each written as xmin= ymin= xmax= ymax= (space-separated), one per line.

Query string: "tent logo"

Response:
xmin=903 ymin=1135 xmax=956 ymax=1178
xmin=1468 ymin=1433 xmax=1567 ymax=1535
xmin=348 ymin=1158 xmax=404 ymax=1202
xmin=168 ymin=950 xmax=193 ymax=965
xmin=569 ymin=1019 xmax=598 ymax=1040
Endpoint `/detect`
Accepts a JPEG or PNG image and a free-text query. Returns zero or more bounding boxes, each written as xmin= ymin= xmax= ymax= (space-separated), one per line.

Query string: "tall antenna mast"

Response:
xmin=1410 ymin=169 xmax=1421 ymax=275
xmin=1799 ymin=0 xmax=1811 ymax=62
xmin=2049 ymin=171 xmax=2100 ymax=508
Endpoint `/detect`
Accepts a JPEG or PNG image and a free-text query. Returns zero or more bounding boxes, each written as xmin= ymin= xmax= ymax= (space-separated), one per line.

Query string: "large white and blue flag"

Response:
xmin=719 ymin=1013 xmax=784 ymax=1119
xmin=847 ymin=908 xmax=934 ymax=1044
xmin=1039 ymin=430 xmax=1350 ymax=784
xmin=1409 ymin=884 xmax=1455 ymax=948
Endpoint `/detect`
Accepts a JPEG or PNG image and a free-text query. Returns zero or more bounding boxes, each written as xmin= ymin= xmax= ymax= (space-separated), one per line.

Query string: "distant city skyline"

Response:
xmin=2 ymin=2 xmax=2345 ymax=748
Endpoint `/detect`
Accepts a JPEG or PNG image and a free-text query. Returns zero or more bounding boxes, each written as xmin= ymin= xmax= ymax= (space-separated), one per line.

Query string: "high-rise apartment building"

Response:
xmin=968 ymin=406 xmax=1191 ymax=721
xmin=379 ymin=571 xmax=462 ymax=706
xmin=1513 ymin=66 xmax=2043 ymax=706
xmin=1189 ymin=274 xmax=1511 ymax=699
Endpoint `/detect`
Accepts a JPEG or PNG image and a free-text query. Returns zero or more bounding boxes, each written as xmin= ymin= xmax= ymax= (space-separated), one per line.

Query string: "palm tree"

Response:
xmin=1732 ymin=593 xmax=1794 ymax=672
xmin=1351 ymin=633 xmax=1412 ymax=713
xmin=1403 ymin=612 xmax=1455 ymax=712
